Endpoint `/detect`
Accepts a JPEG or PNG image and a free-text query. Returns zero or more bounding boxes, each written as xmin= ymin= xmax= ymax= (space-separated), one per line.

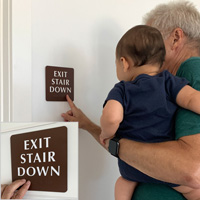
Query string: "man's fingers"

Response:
xmin=61 ymin=110 xmax=73 ymax=121
xmin=66 ymin=95 xmax=76 ymax=109
xmin=1 ymin=185 xmax=7 ymax=196
xmin=67 ymin=110 xmax=73 ymax=116
xmin=1 ymin=179 xmax=26 ymax=199
xmin=12 ymin=181 xmax=31 ymax=199
xmin=61 ymin=113 xmax=76 ymax=122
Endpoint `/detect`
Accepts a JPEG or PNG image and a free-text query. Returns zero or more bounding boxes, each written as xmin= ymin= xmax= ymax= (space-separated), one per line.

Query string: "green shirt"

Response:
xmin=132 ymin=57 xmax=200 ymax=200
xmin=176 ymin=57 xmax=200 ymax=139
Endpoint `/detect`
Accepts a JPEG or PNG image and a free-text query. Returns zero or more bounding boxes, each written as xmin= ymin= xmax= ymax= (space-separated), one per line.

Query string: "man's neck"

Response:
xmin=161 ymin=47 xmax=199 ymax=75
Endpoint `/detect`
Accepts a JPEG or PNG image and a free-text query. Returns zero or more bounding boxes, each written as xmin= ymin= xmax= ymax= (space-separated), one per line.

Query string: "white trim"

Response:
xmin=8 ymin=0 xmax=12 ymax=121
xmin=0 ymin=0 xmax=3 ymax=122
xmin=0 ymin=0 xmax=12 ymax=122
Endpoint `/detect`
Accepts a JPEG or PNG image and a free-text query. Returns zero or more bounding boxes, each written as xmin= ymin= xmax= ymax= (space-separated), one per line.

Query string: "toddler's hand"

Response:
xmin=100 ymin=134 xmax=106 ymax=146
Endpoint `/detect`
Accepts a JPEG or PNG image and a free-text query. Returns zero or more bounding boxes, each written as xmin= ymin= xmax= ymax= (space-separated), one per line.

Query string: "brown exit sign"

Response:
xmin=46 ymin=66 xmax=74 ymax=101
xmin=10 ymin=126 xmax=68 ymax=192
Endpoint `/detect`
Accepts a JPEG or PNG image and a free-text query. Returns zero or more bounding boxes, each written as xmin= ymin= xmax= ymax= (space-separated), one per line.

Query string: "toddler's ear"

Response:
xmin=120 ymin=57 xmax=130 ymax=72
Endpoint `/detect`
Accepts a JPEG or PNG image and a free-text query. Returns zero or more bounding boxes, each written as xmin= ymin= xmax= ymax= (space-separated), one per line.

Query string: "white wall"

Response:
xmin=10 ymin=0 xmax=200 ymax=200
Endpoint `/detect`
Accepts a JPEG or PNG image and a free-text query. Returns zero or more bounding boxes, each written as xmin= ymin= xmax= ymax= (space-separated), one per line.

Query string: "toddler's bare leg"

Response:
xmin=115 ymin=176 xmax=137 ymax=200
xmin=173 ymin=185 xmax=200 ymax=200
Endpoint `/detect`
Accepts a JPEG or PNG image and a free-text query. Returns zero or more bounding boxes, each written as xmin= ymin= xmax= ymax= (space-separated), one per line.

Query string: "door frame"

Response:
xmin=0 ymin=0 xmax=12 ymax=122
xmin=0 ymin=0 xmax=32 ymax=122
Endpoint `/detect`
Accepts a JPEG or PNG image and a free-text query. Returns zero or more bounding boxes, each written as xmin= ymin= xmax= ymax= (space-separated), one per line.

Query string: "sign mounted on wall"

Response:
xmin=10 ymin=126 xmax=68 ymax=192
xmin=46 ymin=66 xmax=74 ymax=101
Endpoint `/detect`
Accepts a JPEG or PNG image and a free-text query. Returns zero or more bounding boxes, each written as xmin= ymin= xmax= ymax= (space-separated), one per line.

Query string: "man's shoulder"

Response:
xmin=176 ymin=57 xmax=200 ymax=89
xmin=177 ymin=57 xmax=200 ymax=77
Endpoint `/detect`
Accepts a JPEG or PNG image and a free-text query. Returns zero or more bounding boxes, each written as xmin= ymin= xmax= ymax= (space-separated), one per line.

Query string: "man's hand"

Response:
xmin=1 ymin=179 xmax=31 ymax=199
xmin=61 ymin=95 xmax=105 ymax=149
xmin=61 ymin=95 xmax=92 ymax=129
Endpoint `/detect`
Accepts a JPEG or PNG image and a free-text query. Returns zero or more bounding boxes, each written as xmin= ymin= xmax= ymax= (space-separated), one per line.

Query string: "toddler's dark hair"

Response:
xmin=116 ymin=25 xmax=166 ymax=67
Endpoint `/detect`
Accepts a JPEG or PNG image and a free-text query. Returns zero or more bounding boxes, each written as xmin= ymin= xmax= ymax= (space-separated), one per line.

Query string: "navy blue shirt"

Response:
xmin=104 ymin=70 xmax=188 ymax=186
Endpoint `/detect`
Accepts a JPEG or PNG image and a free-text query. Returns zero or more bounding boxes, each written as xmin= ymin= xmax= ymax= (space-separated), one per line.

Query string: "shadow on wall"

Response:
xmin=91 ymin=17 xmax=123 ymax=95
xmin=78 ymin=18 xmax=122 ymax=200
xmin=83 ymin=18 xmax=124 ymax=123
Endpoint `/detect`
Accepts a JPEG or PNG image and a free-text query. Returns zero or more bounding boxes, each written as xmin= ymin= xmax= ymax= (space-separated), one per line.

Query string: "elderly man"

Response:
xmin=62 ymin=1 xmax=200 ymax=199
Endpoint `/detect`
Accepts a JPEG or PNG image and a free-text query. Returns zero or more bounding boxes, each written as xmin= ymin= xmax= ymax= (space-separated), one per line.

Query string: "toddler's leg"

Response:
xmin=173 ymin=185 xmax=200 ymax=200
xmin=115 ymin=176 xmax=137 ymax=200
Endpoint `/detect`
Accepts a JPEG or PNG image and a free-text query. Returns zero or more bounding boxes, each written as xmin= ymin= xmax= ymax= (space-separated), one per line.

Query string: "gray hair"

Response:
xmin=143 ymin=1 xmax=200 ymax=50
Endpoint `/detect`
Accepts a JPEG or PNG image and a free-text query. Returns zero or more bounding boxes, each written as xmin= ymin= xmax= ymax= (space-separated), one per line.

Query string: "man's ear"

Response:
xmin=120 ymin=57 xmax=130 ymax=72
xmin=171 ymin=28 xmax=184 ymax=50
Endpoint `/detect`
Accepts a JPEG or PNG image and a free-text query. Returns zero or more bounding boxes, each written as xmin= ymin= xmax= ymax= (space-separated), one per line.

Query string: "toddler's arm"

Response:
xmin=100 ymin=100 xmax=123 ymax=145
xmin=176 ymin=85 xmax=200 ymax=114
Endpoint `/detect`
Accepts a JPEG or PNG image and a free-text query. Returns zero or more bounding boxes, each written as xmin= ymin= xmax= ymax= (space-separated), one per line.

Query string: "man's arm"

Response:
xmin=61 ymin=95 xmax=200 ymax=188
xmin=119 ymin=134 xmax=200 ymax=189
